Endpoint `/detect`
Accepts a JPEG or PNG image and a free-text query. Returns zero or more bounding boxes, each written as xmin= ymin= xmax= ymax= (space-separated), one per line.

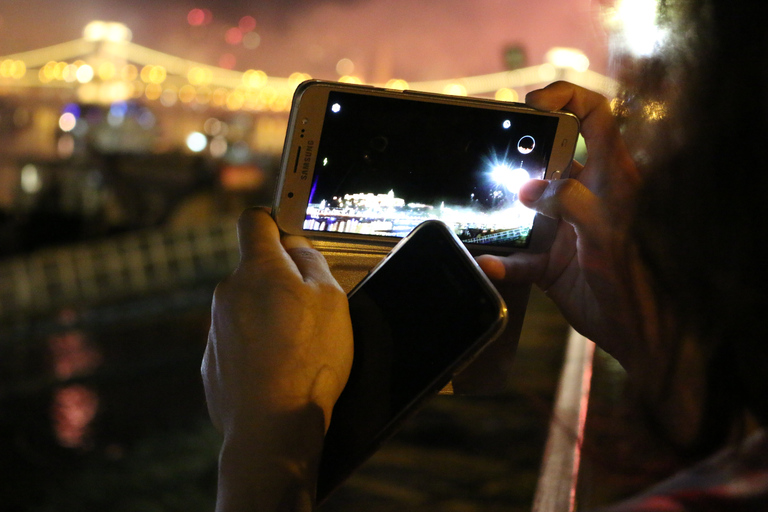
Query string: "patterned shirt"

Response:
xmin=596 ymin=430 xmax=768 ymax=512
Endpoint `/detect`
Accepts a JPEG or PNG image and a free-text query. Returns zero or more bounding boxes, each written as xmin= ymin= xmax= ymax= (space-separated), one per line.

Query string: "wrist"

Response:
xmin=216 ymin=404 xmax=326 ymax=512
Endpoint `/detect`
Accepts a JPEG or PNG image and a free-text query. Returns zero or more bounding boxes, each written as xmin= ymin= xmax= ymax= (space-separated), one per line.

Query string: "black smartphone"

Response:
xmin=273 ymin=80 xmax=579 ymax=254
xmin=316 ymin=219 xmax=508 ymax=504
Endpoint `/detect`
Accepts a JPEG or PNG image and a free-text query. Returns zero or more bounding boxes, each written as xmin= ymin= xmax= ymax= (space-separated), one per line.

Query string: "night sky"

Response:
xmin=0 ymin=0 xmax=610 ymax=82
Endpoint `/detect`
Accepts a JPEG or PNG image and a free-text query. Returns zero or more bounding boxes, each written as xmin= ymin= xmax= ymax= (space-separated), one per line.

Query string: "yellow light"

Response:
xmin=243 ymin=69 xmax=268 ymax=88
xmin=145 ymin=82 xmax=162 ymax=100
xmin=288 ymin=71 xmax=311 ymax=88
xmin=610 ymin=97 xmax=630 ymax=117
xmin=384 ymin=79 xmax=409 ymax=90
xmin=179 ymin=84 xmax=197 ymax=103
xmin=83 ymin=21 xmax=132 ymax=43
xmin=0 ymin=59 xmax=12 ymax=77
xmin=605 ymin=0 xmax=665 ymax=57
xmin=41 ymin=61 xmax=57 ymax=82
xmin=76 ymin=64 xmax=94 ymax=83
xmin=0 ymin=60 xmax=26 ymax=79
xmin=546 ymin=47 xmax=590 ymax=72
xmin=54 ymin=62 xmax=68 ymax=80
xmin=149 ymin=66 xmax=167 ymax=84
xmin=226 ymin=90 xmax=245 ymax=111
xmin=63 ymin=64 xmax=78 ymax=83
xmin=443 ymin=83 xmax=467 ymax=96
xmin=212 ymin=88 xmax=229 ymax=107
xmin=495 ymin=88 xmax=519 ymax=102
xmin=269 ymin=93 xmax=291 ymax=112
xmin=196 ymin=86 xmax=212 ymax=104
xmin=140 ymin=65 xmax=152 ymax=83
xmin=121 ymin=64 xmax=138 ymax=81
xmin=643 ymin=100 xmax=666 ymax=121
xmin=339 ymin=75 xmax=363 ymax=84
xmin=188 ymin=66 xmax=212 ymax=86
xmin=13 ymin=61 xmax=26 ymax=79
xmin=98 ymin=62 xmax=116 ymax=81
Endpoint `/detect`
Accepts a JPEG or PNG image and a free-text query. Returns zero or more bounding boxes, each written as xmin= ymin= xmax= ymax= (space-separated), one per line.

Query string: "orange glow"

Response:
xmin=121 ymin=64 xmax=138 ymax=81
xmin=145 ymin=82 xmax=162 ymax=100
xmin=495 ymin=87 xmax=519 ymax=102
xmin=288 ymin=71 xmax=311 ymax=88
xmin=385 ymin=78 xmax=409 ymax=90
xmin=196 ymin=85 xmax=212 ymax=104
xmin=220 ymin=165 xmax=265 ymax=191
xmin=443 ymin=83 xmax=467 ymax=96
xmin=339 ymin=75 xmax=363 ymax=84
xmin=243 ymin=69 xmax=268 ymax=88
xmin=0 ymin=59 xmax=25 ymax=79
xmin=98 ymin=61 xmax=116 ymax=81
xmin=178 ymin=84 xmax=196 ymax=103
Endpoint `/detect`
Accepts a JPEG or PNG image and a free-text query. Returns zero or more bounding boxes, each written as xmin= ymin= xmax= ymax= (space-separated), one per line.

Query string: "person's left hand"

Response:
xmin=202 ymin=207 xmax=354 ymax=439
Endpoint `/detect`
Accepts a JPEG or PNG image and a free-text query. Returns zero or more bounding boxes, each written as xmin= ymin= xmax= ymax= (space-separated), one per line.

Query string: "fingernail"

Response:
xmin=520 ymin=179 xmax=548 ymax=202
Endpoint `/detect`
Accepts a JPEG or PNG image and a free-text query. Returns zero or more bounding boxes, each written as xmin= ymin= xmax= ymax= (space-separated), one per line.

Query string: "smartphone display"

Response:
xmin=316 ymin=220 xmax=508 ymax=503
xmin=274 ymin=80 xmax=579 ymax=254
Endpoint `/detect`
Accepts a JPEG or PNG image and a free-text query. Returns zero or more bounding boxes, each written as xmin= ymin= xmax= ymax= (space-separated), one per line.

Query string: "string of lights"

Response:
xmin=0 ymin=21 xmax=618 ymax=114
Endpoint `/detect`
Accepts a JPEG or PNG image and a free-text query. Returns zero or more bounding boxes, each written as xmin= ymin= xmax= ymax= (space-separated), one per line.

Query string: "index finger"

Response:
xmin=526 ymin=81 xmax=639 ymax=199
xmin=526 ymin=81 xmax=619 ymax=152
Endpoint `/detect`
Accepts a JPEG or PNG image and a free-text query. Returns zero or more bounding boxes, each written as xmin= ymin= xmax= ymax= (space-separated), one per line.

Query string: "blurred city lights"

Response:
xmin=385 ymin=78 xmax=409 ymax=90
xmin=59 ymin=112 xmax=77 ymax=132
xmin=225 ymin=27 xmax=243 ymax=46
xmin=239 ymin=15 xmax=257 ymax=32
xmin=336 ymin=58 xmax=355 ymax=76
xmin=443 ymin=83 xmax=467 ymax=96
xmin=83 ymin=21 xmax=132 ymax=42
xmin=186 ymin=131 xmax=207 ymax=152
xmin=546 ymin=47 xmax=590 ymax=72
xmin=604 ymin=0 xmax=666 ymax=57
xmin=187 ymin=8 xmax=207 ymax=26
xmin=495 ymin=88 xmax=518 ymax=102
xmin=20 ymin=164 xmax=42 ymax=194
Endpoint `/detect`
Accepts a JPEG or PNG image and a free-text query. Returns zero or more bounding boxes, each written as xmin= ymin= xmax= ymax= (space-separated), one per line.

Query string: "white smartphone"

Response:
xmin=316 ymin=220 xmax=508 ymax=504
xmin=272 ymin=80 xmax=579 ymax=254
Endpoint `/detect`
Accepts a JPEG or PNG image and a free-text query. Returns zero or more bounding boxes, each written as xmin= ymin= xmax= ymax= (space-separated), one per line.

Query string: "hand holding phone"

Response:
xmin=317 ymin=220 xmax=508 ymax=503
xmin=273 ymin=80 xmax=579 ymax=254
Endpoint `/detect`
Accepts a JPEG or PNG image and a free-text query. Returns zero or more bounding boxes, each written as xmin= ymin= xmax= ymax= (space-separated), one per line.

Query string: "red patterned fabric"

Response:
xmin=596 ymin=431 xmax=768 ymax=512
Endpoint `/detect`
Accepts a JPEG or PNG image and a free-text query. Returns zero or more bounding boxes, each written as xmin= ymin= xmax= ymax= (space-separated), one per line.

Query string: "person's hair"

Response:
xmin=626 ymin=0 xmax=768 ymax=452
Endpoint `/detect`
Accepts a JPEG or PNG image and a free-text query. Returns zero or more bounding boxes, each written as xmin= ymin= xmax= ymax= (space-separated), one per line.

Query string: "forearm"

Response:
xmin=216 ymin=404 xmax=327 ymax=512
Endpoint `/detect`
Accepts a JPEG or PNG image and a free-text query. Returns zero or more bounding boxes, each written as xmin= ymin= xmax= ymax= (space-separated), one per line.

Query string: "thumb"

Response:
xmin=520 ymin=178 xmax=603 ymax=233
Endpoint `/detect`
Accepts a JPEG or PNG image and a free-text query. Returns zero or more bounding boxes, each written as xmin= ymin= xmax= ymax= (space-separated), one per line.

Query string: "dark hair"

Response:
xmin=627 ymin=0 xmax=768 ymax=450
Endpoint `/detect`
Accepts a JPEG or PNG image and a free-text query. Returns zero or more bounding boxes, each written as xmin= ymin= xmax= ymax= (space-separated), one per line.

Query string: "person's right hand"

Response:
xmin=477 ymin=81 xmax=656 ymax=371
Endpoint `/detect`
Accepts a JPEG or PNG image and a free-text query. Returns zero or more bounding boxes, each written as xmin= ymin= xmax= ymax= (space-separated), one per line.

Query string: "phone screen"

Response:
xmin=303 ymin=91 xmax=560 ymax=249
xmin=317 ymin=221 xmax=507 ymax=503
